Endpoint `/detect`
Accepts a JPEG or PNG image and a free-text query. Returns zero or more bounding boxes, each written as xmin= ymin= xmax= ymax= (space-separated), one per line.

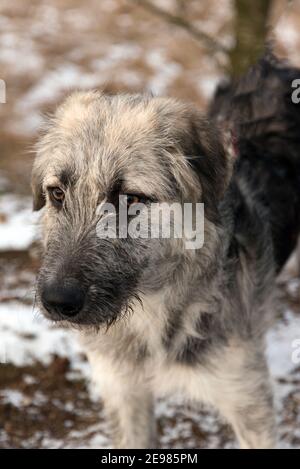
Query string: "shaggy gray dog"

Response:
xmin=32 ymin=55 xmax=300 ymax=448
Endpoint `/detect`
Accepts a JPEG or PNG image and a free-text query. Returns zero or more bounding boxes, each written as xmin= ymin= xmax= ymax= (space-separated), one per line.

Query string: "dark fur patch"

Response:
xmin=210 ymin=53 xmax=300 ymax=272
xmin=175 ymin=335 xmax=213 ymax=365
xmin=59 ymin=168 xmax=75 ymax=188
xmin=162 ymin=309 xmax=183 ymax=351
xmin=175 ymin=313 xmax=227 ymax=366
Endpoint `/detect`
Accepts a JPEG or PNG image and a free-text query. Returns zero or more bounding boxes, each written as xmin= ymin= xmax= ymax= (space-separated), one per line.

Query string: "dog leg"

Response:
xmin=224 ymin=394 xmax=276 ymax=450
xmin=88 ymin=354 xmax=156 ymax=449
xmin=104 ymin=389 xmax=155 ymax=449
xmin=208 ymin=342 xmax=277 ymax=449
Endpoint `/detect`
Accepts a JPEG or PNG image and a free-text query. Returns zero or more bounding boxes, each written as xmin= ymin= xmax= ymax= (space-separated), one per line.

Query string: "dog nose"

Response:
xmin=41 ymin=278 xmax=85 ymax=318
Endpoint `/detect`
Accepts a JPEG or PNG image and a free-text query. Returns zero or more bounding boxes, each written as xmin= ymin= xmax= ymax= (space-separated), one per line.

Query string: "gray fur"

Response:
xmin=32 ymin=90 xmax=279 ymax=449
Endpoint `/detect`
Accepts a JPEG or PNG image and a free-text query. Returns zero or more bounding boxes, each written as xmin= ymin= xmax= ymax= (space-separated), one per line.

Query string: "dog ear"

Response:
xmin=31 ymin=163 xmax=46 ymax=211
xmin=178 ymin=108 xmax=238 ymax=210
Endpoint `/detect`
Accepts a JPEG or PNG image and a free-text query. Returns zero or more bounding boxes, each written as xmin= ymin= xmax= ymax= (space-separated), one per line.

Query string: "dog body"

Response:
xmin=32 ymin=56 xmax=300 ymax=449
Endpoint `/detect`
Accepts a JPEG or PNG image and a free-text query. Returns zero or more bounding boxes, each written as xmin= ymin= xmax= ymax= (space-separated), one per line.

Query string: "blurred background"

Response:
xmin=0 ymin=0 xmax=300 ymax=448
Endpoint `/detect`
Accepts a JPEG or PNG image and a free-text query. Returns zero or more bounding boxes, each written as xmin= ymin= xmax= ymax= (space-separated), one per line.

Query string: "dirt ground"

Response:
xmin=0 ymin=0 xmax=300 ymax=449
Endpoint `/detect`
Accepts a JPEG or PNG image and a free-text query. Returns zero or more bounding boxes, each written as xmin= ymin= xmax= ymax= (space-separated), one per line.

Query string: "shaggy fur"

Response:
xmin=32 ymin=55 xmax=300 ymax=449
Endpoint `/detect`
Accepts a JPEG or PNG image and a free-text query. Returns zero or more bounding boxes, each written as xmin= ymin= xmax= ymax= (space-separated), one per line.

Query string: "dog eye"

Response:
xmin=124 ymin=194 xmax=151 ymax=207
xmin=48 ymin=187 xmax=65 ymax=205
xmin=126 ymin=194 xmax=143 ymax=206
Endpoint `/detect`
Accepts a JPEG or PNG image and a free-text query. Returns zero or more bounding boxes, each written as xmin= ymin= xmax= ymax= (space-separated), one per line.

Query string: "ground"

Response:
xmin=0 ymin=0 xmax=299 ymax=449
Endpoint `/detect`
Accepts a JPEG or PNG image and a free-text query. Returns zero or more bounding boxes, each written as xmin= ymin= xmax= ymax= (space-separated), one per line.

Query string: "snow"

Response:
xmin=0 ymin=299 xmax=91 ymax=382
xmin=146 ymin=49 xmax=182 ymax=95
xmin=267 ymin=310 xmax=300 ymax=377
xmin=0 ymin=33 xmax=44 ymax=74
xmin=0 ymin=194 xmax=39 ymax=251
xmin=197 ymin=74 xmax=220 ymax=99
xmin=18 ymin=64 xmax=101 ymax=111
xmin=0 ymin=302 xmax=85 ymax=369
xmin=275 ymin=18 xmax=299 ymax=49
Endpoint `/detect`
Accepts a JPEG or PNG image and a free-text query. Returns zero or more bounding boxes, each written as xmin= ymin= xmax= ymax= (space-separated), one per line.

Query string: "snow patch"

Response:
xmin=0 ymin=302 xmax=88 ymax=375
xmin=0 ymin=194 xmax=39 ymax=251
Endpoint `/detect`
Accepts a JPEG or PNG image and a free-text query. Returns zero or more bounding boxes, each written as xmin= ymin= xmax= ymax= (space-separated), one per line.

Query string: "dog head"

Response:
xmin=32 ymin=91 xmax=235 ymax=327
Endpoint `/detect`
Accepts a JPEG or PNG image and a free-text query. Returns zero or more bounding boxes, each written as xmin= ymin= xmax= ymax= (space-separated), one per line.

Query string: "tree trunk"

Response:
xmin=229 ymin=0 xmax=272 ymax=77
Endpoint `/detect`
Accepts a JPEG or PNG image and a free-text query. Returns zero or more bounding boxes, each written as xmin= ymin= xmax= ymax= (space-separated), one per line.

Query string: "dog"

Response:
xmin=32 ymin=54 xmax=300 ymax=449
